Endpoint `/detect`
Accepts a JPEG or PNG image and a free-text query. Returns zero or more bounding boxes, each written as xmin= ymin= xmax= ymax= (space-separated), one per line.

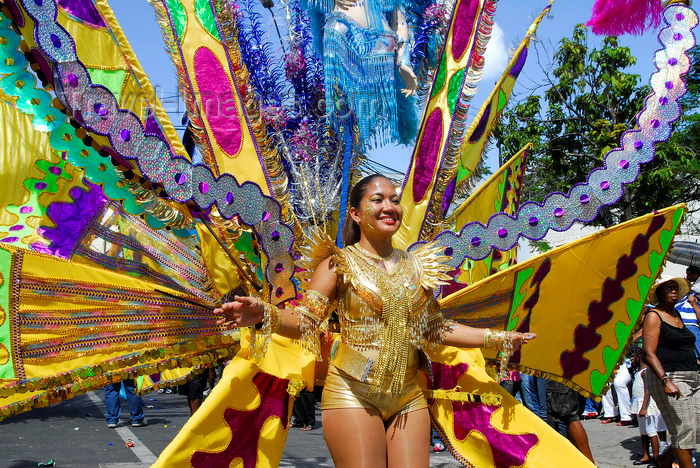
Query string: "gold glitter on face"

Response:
xmin=363 ymin=206 xmax=376 ymax=229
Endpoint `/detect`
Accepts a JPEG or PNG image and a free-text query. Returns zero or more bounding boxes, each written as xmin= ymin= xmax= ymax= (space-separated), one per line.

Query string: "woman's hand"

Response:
xmin=688 ymin=293 xmax=698 ymax=305
xmin=213 ymin=295 xmax=264 ymax=328
xmin=638 ymin=407 xmax=647 ymax=417
xmin=664 ymin=377 xmax=682 ymax=398
xmin=335 ymin=0 xmax=356 ymax=10
xmin=510 ymin=332 xmax=536 ymax=349
xmin=398 ymin=64 xmax=418 ymax=97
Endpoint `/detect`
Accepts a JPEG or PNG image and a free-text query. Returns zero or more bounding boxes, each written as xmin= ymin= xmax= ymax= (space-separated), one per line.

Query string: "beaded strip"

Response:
xmin=21 ymin=324 xmax=225 ymax=358
xmin=249 ymin=301 xmax=281 ymax=362
xmin=20 ymin=277 xmax=213 ymax=310
xmin=410 ymin=5 xmax=697 ymax=269
xmin=295 ymin=290 xmax=330 ymax=359
xmin=14 ymin=0 xmax=299 ymax=304
xmin=10 ymin=251 xmax=23 ymax=379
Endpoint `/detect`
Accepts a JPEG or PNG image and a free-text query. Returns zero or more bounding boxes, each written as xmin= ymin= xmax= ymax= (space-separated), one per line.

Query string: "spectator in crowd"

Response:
xmin=643 ymin=276 xmax=700 ymax=468
xmin=430 ymin=426 xmax=445 ymax=452
xmin=631 ymin=345 xmax=667 ymax=465
xmin=674 ymin=265 xmax=700 ymax=350
xmin=291 ymin=388 xmax=316 ymax=431
xmin=521 ymin=374 xmax=548 ymax=421
xmin=581 ymin=397 xmax=601 ymax=419
xmin=104 ymin=378 xmax=146 ymax=428
xmin=600 ymin=359 xmax=633 ymax=426
xmin=179 ymin=368 xmax=210 ymax=415
xmin=500 ymin=370 xmax=522 ymax=402
xmin=546 ymin=380 xmax=595 ymax=463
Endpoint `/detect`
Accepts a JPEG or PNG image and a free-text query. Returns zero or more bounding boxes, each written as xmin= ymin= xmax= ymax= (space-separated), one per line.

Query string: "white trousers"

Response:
xmin=639 ymin=414 xmax=667 ymax=436
xmin=601 ymin=363 xmax=633 ymax=421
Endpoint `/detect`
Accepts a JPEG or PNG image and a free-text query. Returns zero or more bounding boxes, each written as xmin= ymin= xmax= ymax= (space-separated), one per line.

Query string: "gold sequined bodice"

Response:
xmin=336 ymin=245 xmax=436 ymax=350
xmin=333 ymin=244 xmax=448 ymax=393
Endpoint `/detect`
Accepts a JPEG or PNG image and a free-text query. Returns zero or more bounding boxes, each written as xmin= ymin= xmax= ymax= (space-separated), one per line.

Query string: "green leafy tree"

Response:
xmin=494 ymin=25 xmax=700 ymax=227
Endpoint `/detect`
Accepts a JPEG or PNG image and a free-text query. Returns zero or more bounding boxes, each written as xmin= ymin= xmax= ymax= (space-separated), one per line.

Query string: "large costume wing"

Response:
xmin=440 ymin=204 xmax=685 ymax=397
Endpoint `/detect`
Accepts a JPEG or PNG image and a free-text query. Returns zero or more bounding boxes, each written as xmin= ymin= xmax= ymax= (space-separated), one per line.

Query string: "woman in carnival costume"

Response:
xmin=306 ymin=0 xmax=419 ymax=146
xmin=215 ymin=173 xmax=534 ymax=466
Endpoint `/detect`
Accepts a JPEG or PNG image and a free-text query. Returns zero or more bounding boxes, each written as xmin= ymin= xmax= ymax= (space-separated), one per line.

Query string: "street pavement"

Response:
xmin=0 ymin=391 xmax=655 ymax=467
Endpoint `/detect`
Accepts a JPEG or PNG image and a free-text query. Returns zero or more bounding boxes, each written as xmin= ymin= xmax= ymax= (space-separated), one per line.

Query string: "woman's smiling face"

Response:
xmin=350 ymin=177 xmax=403 ymax=238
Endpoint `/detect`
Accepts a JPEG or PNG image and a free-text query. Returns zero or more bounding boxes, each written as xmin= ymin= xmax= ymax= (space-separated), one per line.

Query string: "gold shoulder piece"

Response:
xmin=333 ymin=245 xmax=371 ymax=291
xmin=296 ymin=227 xmax=338 ymax=284
xmin=411 ymin=242 xmax=452 ymax=290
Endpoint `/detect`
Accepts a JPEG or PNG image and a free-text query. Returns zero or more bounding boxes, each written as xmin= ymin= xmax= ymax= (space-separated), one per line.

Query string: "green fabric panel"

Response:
xmin=447 ymin=68 xmax=465 ymax=114
xmin=1 ymin=156 xmax=74 ymax=249
xmin=431 ymin=54 xmax=448 ymax=98
xmin=167 ymin=0 xmax=188 ymax=39
xmin=497 ymin=89 xmax=507 ymax=111
xmin=507 ymin=266 xmax=534 ymax=330
xmin=195 ymin=0 xmax=221 ymax=42
xmin=86 ymin=68 xmax=127 ymax=100
xmin=0 ymin=247 xmax=14 ymax=379
xmin=456 ymin=163 xmax=470 ymax=183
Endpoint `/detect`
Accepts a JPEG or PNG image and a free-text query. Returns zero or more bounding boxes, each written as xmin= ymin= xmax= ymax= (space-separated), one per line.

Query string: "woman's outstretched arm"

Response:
xmin=442 ymin=323 xmax=535 ymax=350
xmin=213 ymin=256 xmax=338 ymax=340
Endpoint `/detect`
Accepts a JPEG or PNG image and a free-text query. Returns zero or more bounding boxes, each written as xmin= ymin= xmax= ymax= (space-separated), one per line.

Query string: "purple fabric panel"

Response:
xmin=430 ymin=361 xmax=538 ymax=467
xmin=468 ymin=101 xmax=492 ymax=143
xmin=58 ymin=0 xmax=106 ymax=28
xmin=412 ymin=109 xmax=443 ymax=203
xmin=451 ymin=0 xmax=480 ymax=60
xmin=190 ymin=373 xmax=289 ymax=468
xmin=38 ymin=180 xmax=108 ymax=259
xmin=442 ymin=178 xmax=456 ymax=214
xmin=6 ymin=0 xmax=25 ymax=27
xmin=510 ymin=46 xmax=528 ymax=78
xmin=144 ymin=112 xmax=165 ymax=140
xmin=193 ymin=47 xmax=242 ymax=156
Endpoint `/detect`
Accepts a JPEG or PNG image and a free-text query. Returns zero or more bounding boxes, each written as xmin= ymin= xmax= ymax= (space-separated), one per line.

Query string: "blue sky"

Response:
xmin=110 ymin=0 xmax=693 ymax=174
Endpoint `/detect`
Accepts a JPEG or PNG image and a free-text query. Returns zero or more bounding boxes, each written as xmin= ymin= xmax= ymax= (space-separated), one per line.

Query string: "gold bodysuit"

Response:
xmin=296 ymin=243 xmax=451 ymax=422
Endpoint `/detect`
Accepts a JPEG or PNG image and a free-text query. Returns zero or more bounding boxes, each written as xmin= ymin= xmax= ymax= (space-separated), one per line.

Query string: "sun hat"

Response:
xmin=647 ymin=275 xmax=690 ymax=304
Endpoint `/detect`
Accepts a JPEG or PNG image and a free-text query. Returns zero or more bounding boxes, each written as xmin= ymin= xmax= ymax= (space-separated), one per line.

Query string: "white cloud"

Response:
xmin=482 ymin=22 xmax=508 ymax=81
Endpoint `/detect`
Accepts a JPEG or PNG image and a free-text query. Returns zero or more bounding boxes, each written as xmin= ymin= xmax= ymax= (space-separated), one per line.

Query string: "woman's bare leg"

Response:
xmin=323 ymin=408 xmax=388 ymax=468
xmin=385 ymin=408 xmax=431 ymax=468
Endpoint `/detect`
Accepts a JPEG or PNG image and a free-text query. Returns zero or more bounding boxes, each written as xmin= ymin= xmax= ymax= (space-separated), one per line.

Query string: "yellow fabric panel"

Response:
xmin=0 ymin=100 xmax=52 ymax=226
xmin=21 ymin=247 xmax=167 ymax=292
xmin=425 ymin=345 xmax=595 ymax=468
xmin=195 ymin=223 xmax=242 ymax=296
xmin=456 ymin=3 xmax=550 ymax=188
xmin=239 ymin=329 xmax=316 ymax=390
xmin=394 ymin=0 xmax=486 ymax=250
xmin=175 ymin=0 xmax=269 ymax=190
xmin=155 ymin=344 xmax=295 ymax=468
xmin=57 ymin=3 xmax=189 ymax=161
xmin=0 ymin=100 xmax=86 ymax=242
xmin=440 ymin=205 xmax=685 ymax=396
xmin=450 ymin=147 xmax=528 ymax=285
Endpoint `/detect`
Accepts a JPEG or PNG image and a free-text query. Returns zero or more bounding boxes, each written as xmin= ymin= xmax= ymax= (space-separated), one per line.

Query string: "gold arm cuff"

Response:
xmin=299 ymin=289 xmax=330 ymax=321
xmin=483 ymin=329 xmax=516 ymax=381
xmin=294 ymin=290 xmax=330 ymax=360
